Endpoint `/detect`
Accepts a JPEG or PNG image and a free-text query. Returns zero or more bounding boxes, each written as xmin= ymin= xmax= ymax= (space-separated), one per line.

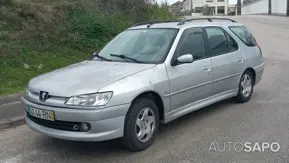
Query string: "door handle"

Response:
xmin=238 ymin=58 xmax=243 ymax=63
xmin=204 ymin=66 xmax=211 ymax=72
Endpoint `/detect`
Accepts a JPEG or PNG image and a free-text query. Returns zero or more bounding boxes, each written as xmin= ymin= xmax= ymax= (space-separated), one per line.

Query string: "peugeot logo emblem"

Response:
xmin=39 ymin=91 xmax=49 ymax=102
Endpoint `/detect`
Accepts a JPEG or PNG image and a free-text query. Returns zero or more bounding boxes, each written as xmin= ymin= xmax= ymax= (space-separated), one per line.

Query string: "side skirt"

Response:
xmin=164 ymin=89 xmax=238 ymax=123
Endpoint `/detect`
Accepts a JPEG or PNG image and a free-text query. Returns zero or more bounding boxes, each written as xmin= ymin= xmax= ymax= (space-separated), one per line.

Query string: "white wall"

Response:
xmin=242 ymin=0 xmax=268 ymax=15
xmin=183 ymin=0 xmax=205 ymax=11
xmin=242 ymin=0 xmax=287 ymax=15
xmin=193 ymin=0 xmax=205 ymax=8
xmin=272 ymin=0 xmax=287 ymax=15
xmin=183 ymin=0 xmax=228 ymax=11
xmin=183 ymin=0 xmax=191 ymax=11
xmin=205 ymin=0 xmax=228 ymax=7
xmin=191 ymin=13 xmax=203 ymax=16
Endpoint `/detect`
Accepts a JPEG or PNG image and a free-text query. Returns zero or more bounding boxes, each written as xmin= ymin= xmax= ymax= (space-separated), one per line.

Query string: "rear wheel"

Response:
xmin=122 ymin=97 xmax=159 ymax=152
xmin=234 ymin=70 xmax=254 ymax=103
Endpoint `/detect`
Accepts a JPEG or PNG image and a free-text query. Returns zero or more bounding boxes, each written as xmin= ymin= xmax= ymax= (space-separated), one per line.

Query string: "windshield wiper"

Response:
xmin=110 ymin=54 xmax=144 ymax=63
xmin=90 ymin=52 xmax=112 ymax=61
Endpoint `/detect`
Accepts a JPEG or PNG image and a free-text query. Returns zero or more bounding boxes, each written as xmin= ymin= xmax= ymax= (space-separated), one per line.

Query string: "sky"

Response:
xmin=157 ymin=0 xmax=237 ymax=5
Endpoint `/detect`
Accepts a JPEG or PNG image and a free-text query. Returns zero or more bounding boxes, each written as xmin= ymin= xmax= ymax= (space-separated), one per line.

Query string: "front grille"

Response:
xmin=27 ymin=113 xmax=83 ymax=132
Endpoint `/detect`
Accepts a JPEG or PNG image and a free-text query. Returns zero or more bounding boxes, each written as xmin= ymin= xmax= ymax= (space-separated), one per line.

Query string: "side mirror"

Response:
xmin=177 ymin=54 xmax=194 ymax=64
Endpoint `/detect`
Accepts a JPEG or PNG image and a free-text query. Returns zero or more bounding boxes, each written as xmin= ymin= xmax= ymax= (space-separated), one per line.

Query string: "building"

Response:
xmin=228 ymin=4 xmax=237 ymax=15
xmin=182 ymin=0 xmax=229 ymax=15
xmin=169 ymin=1 xmax=184 ymax=15
xmin=242 ymin=0 xmax=288 ymax=16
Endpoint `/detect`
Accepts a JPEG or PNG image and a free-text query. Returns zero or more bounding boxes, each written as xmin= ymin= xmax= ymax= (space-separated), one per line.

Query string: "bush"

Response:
xmin=0 ymin=0 xmax=175 ymax=96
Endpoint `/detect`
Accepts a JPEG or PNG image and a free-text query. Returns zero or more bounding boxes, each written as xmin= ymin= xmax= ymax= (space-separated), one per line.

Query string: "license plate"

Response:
xmin=28 ymin=106 xmax=55 ymax=121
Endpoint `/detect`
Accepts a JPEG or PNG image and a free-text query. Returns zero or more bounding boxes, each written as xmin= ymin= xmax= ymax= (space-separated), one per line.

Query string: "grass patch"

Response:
xmin=0 ymin=0 xmax=175 ymax=96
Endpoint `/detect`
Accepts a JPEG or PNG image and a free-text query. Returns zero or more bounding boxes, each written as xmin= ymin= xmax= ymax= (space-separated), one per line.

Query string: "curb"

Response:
xmin=0 ymin=116 xmax=25 ymax=130
xmin=0 ymin=92 xmax=23 ymax=105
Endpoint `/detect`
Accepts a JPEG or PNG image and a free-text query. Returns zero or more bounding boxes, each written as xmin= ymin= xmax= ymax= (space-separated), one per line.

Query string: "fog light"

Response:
xmin=80 ymin=122 xmax=91 ymax=132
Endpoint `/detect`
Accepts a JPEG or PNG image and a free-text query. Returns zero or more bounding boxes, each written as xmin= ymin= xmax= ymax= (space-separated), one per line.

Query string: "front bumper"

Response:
xmin=21 ymin=97 xmax=130 ymax=141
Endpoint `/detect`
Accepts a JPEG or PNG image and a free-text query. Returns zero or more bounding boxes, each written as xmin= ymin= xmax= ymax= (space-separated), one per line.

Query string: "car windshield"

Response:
xmin=95 ymin=28 xmax=178 ymax=63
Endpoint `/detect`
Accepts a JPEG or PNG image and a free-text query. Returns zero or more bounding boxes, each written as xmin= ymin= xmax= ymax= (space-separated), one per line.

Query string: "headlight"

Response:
xmin=65 ymin=92 xmax=113 ymax=106
xmin=24 ymin=87 xmax=30 ymax=97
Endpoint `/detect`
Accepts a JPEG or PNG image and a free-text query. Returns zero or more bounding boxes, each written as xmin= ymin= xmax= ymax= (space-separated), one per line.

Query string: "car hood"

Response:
xmin=28 ymin=61 xmax=156 ymax=97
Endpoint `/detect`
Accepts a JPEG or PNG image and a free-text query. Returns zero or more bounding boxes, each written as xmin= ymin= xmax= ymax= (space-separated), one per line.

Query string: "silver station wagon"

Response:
xmin=22 ymin=18 xmax=264 ymax=151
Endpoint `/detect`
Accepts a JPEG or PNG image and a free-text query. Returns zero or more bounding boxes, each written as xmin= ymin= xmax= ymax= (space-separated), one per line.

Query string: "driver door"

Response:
xmin=166 ymin=27 xmax=213 ymax=111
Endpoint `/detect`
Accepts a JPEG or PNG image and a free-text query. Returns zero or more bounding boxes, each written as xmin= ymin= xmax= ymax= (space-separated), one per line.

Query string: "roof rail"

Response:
xmin=132 ymin=20 xmax=180 ymax=28
xmin=177 ymin=18 xmax=237 ymax=25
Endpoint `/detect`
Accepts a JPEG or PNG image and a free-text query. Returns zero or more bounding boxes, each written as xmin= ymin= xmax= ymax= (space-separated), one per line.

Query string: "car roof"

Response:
xmin=128 ymin=19 xmax=244 ymax=30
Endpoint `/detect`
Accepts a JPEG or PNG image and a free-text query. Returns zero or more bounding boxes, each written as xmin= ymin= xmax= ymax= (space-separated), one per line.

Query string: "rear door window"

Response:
xmin=204 ymin=26 xmax=238 ymax=56
xmin=229 ymin=26 xmax=257 ymax=47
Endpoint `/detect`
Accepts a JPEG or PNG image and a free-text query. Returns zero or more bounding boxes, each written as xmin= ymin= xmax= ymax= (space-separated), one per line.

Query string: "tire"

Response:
xmin=122 ymin=97 xmax=159 ymax=152
xmin=234 ymin=70 xmax=254 ymax=103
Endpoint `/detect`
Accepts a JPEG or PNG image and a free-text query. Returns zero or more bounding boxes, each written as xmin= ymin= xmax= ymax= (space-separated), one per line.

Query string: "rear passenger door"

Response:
xmin=204 ymin=26 xmax=244 ymax=96
xmin=229 ymin=26 xmax=263 ymax=67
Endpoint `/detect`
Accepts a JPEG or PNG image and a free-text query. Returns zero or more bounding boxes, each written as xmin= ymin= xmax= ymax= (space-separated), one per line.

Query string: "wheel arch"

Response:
xmin=131 ymin=91 xmax=164 ymax=122
xmin=245 ymin=67 xmax=256 ymax=85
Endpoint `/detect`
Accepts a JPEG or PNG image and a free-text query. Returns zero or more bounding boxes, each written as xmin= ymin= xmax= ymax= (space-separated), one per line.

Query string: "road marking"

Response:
xmin=0 ymin=101 xmax=21 ymax=108
xmin=255 ymin=100 xmax=289 ymax=104
xmin=2 ymin=155 xmax=22 ymax=163
xmin=256 ymin=100 xmax=269 ymax=103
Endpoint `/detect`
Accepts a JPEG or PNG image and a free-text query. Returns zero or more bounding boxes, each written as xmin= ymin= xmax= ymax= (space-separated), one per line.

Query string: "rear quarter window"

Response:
xmin=229 ymin=26 xmax=257 ymax=47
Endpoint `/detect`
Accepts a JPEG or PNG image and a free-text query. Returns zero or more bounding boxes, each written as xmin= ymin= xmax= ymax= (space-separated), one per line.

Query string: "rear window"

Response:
xmin=229 ymin=26 xmax=257 ymax=47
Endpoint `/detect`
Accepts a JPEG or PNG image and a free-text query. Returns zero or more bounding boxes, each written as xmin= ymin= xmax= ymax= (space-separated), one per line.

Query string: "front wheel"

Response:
xmin=122 ymin=97 xmax=159 ymax=152
xmin=234 ymin=70 xmax=254 ymax=103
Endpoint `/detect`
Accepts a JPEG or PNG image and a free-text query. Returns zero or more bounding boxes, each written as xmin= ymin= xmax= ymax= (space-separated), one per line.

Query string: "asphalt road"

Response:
xmin=1 ymin=15 xmax=289 ymax=163
xmin=0 ymin=94 xmax=24 ymax=124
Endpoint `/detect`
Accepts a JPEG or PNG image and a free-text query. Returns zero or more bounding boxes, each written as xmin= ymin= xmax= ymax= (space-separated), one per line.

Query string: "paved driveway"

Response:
xmin=1 ymin=15 xmax=289 ymax=163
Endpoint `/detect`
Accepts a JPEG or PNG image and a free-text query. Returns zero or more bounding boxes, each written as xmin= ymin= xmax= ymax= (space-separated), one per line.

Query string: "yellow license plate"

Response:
xmin=28 ymin=106 xmax=55 ymax=121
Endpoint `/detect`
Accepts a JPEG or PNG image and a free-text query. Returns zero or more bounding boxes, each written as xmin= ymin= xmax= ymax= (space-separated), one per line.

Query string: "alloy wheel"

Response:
xmin=241 ymin=74 xmax=252 ymax=97
xmin=135 ymin=107 xmax=156 ymax=143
